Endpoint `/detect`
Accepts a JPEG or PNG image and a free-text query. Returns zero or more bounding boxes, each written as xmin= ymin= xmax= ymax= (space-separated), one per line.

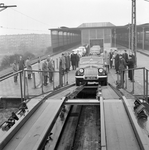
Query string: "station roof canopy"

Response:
xmin=78 ymin=22 xmax=115 ymax=27
xmin=49 ymin=22 xmax=149 ymax=33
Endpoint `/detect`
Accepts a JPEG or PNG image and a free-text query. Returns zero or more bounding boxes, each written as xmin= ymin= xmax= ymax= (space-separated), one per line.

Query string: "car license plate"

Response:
xmin=86 ymin=77 xmax=96 ymax=80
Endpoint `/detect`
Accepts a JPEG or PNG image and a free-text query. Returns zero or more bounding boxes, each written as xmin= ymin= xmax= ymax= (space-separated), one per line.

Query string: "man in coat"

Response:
xmin=47 ymin=57 xmax=54 ymax=83
xmin=114 ymin=51 xmax=119 ymax=74
xmin=109 ymin=49 xmax=113 ymax=69
xmin=42 ymin=60 xmax=48 ymax=86
xmin=119 ymin=54 xmax=126 ymax=86
xmin=71 ymin=51 xmax=76 ymax=70
xmin=103 ymin=50 xmax=110 ymax=73
xmin=25 ymin=57 xmax=32 ymax=79
xmin=12 ymin=60 xmax=18 ymax=83
xmin=122 ymin=50 xmax=128 ymax=64
xmin=127 ymin=54 xmax=135 ymax=82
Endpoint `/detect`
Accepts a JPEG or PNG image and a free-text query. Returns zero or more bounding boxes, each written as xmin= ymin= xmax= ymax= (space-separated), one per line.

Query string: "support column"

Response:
xmin=57 ymin=31 xmax=59 ymax=47
xmin=131 ymin=0 xmax=137 ymax=66
xmin=142 ymin=27 xmax=145 ymax=50
xmin=62 ymin=31 xmax=64 ymax=46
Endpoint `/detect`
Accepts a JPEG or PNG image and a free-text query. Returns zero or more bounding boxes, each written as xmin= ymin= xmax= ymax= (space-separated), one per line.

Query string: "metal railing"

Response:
xmin=118 ymin=67 xmax=149 ymax=102
xmin=0 ymin=69 xmax=70 ymax=102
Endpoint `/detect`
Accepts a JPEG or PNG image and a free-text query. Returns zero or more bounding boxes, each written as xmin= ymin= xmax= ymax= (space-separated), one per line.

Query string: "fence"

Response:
xmin=119 ymin=67 xmax=149 ymax=102
xmin=0 ymin=68 xmax=71 ymax=102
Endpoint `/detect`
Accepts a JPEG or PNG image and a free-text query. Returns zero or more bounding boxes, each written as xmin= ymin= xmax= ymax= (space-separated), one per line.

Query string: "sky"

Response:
xmin=0 ymin=0 xmax=149 ymax=35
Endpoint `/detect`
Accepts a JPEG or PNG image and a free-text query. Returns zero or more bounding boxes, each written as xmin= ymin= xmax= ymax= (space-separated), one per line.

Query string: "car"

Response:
xmin=75 ymin=55 xmax=108 ymax=86
xmin=90 ymin=45 xmax=101 ymax=55
xmin=72 ymin=47 xmax=86 ymax=57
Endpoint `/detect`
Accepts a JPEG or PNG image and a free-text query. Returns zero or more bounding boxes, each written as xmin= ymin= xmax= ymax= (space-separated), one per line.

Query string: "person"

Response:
xmin=114 ymin=50 xmax=120 ymax=74
xmin=37 ymin=57 xmax=42 ymax=87
xmin=67 ymin=52 xmax=71 ymax=71
xmin=71 ymin=51 xmax=76 ymax=70
xmin=122 ymin=49 xmax=128 ymax=64
xmin=127 ymin=54 xmax=135 ymax=82
xmin=18 ymin=101 xmax=29 ymax=116
xmin=103 ymin=50 xmax=110 ymax=73
xmin=18 ymin=56 xmax=25 ymax=76
xmin=42 ymin=60 xmax=48 ymax=86
xmin=76 ymin=51 xmax=80 ymax=68
xmin=25 ymin=57 xmax=32 ymax=79
xmin=59 ymin=58 xmax=63 ymax=87
xmin=109 ymin=49 xmax=113 ymax=69
xmin=61 ymin=53 xmax=66 ymax=73
xmin=119 ymin=54 xmax=126 ymax=85
xmin=12 ymin=60 xmax=18 ymax=83
xmin=65 ymin=53 xmax=71 ymax=72
xmin=47 ymin=56 xmax=54 ymax=83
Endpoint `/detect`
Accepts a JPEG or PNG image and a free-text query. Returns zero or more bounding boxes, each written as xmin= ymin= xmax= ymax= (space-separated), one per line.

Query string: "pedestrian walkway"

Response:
xmin=137 ymin=49 xmax=149 ymax=57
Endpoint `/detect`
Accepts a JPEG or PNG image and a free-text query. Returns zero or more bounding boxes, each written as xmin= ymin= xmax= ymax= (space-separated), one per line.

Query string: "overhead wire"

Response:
xmin=0 ymin=26 xmax=49 ymax=33
xmin=10 ymin=8 xmax=50 ymax=27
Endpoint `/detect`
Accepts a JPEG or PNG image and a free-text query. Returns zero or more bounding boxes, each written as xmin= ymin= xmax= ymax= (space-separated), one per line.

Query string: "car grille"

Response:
xmin=84 ymin=68 xmax=98 ymax=76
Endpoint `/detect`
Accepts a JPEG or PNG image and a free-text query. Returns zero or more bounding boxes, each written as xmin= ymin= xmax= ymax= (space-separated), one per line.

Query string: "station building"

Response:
xmin=49 ymin=22 xmax=149 ymax=53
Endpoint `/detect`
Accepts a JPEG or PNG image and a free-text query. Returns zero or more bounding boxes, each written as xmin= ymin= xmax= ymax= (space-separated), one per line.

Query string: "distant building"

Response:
xmin=78 ymin=22 xmax=115 ymax=48
xmin=0 ymin=34 xmax=51 ymax=54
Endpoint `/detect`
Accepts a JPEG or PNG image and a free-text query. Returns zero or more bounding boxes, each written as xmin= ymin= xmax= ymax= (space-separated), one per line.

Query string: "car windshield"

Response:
xmin=80 ymin=57 xmax=103 ymax=65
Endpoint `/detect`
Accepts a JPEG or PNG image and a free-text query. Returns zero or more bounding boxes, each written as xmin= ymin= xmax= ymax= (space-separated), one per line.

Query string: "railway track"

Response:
xmin=1 ymin=83 xmax=148 ymax=150
xmin=44 ymin=84 xmax=142 ymax=150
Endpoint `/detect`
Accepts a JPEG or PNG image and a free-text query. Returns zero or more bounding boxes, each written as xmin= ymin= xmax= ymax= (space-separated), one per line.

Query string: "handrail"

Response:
xmin=0 ymin=70 xmax=23 ymax=82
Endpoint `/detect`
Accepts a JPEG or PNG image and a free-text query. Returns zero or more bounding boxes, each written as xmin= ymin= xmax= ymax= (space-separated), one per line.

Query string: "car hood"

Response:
xmin=79 ymin=64 xmax=103 ymax=68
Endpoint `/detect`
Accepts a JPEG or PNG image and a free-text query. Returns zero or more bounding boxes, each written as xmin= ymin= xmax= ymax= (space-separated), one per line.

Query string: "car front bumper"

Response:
xmin=75 ymin=75 xmax=107 ymax=82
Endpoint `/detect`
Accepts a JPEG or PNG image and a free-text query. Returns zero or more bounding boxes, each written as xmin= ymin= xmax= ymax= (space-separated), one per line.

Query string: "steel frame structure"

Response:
xmin=131 ymin=0 xmax=137 ymax=66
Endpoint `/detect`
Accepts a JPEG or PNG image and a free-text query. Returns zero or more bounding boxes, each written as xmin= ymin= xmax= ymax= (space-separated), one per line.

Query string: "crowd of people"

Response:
xmin=103 ymin=49 xmax=135 ymax=84
xmin=11 ymin=49 xmax=82 ymax=87
xmin=11 ymin=47 xmax=135 ymax=88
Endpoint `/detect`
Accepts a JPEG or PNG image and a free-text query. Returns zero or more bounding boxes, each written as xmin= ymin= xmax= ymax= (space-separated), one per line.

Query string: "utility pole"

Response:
xmin=131 ymin=0 xmax=137 ymax=66
xmin=0 ymin=3 xmax=17 ymax=12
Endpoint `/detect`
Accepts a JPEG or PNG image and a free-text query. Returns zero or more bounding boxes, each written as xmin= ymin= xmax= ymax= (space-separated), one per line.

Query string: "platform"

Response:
xmin=1 ymin=99 xmax=64 ymax=150
xmin=104 ymin=99 xmax=140 ymax=150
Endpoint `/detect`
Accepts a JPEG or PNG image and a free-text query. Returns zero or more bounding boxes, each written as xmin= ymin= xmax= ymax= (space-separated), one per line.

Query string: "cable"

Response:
xmin=10 ymin=8 xmax=50 ymax=27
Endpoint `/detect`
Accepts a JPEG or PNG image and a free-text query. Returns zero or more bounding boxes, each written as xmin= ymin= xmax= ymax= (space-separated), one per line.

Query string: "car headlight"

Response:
xmin=98 ymin=68 xmax=103 ymax=73
xmin=79 ymin=68 xmax=84 ymax=73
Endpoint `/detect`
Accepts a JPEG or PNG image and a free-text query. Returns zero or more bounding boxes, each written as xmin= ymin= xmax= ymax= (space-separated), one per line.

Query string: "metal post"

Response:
xmin=131 ymin=0 xmax=137 ymax=66
xmin=33 ymin=72 xmax=36 ymax=89
xmin=143 ymin=68 xmax=146 ymax=100
xmin=23 ymin=70 xmax=26 ymax=100
xmin=124 ymin=70 xmax=127 ymax=90
xmin=115 ymin=29 xmax=116 ymax=47
xmin=128 ymin=24 xmax=131 ymax=50
xmin=25 ymin=75 xmax=29 ymax=99
xmin=19 ymin=72 xmax=23 ymax=102
xmin=64 ymin=72 xmax=65 ymax=86
xmin=56 ymin=58 xmax=58 ymax=70
xmin=66 ymin=72 xmax=68 ymax=85
xmin=52 ymin=71 xmax=55 ymax=90
xmin=146 ymin=69 xmax=148 ymax=102
xmin=142 ymin=27 xmax=145 ymax=50
xmin=41 ymin=73 xmax=44 ymax=94
xmin=132 ymin=68 xmax=134 ymax=94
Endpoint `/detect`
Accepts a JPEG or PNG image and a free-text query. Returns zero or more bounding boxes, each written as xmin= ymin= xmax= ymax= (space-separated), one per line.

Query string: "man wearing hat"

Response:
xmin=119 ymin=54 xmax=126 ymax=86
xmin=127 ymin=53 xmax=135 ymax=82
xmin=122 ymin=50 xmax=128 ymax=64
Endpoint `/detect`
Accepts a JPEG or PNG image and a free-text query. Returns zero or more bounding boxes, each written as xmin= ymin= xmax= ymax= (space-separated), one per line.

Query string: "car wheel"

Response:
xmin=76 ymin=79 xmax=80 ymax=86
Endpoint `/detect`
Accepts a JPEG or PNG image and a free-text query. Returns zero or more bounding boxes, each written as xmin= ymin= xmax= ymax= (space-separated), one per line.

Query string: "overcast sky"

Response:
xmin=0 ymin=0 xmax=149 ymax=35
